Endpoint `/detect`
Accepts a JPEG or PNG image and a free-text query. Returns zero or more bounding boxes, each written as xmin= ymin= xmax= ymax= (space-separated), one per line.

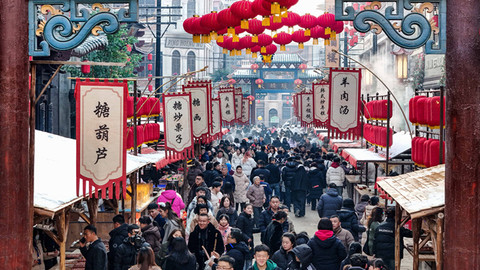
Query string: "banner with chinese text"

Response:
xmin=211 ymin=98 xmax=222 ymax=139
xmin=301 ymin=92 xmax=314 ymax=127
xmin=328 ymin=68 xmax=362 ymax=139
xmin=182 ymin=83 xmax=211 ymax=142
xmin=313 ymin=81 xmax=330 ymax=128
xmin=163 ymin=93 xmax=194 ymax=159
xmin=76 ymin=80 xmax=127 ymax=199
xmin=219 ymin=89 xmax=236 ymax=125
xmin=241 ymin=98 xmax=250 ymax=124
xmin=234 ymin=88 xmax=243 ymax=124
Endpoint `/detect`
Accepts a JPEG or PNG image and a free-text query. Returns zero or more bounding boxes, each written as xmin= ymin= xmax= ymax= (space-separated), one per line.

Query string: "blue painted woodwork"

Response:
xmin=334 ymin=0 xmax=446 ymax=54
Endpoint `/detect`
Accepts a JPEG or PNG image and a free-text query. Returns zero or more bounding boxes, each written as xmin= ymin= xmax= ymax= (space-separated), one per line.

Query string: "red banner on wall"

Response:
xmin=328 ymin=68 xmax=362 ymax=139
xmin=313 ymin=81 xmax=330 ymax=128
xmin=76 ymin=79 xmax=127 ymax=199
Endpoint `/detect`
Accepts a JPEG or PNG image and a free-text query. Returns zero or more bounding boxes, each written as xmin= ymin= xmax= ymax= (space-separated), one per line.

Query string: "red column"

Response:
xmin=445 ymin=1 xmax=480 ymax=268
xmin=0 ymin=0 xmax=31 ymax=268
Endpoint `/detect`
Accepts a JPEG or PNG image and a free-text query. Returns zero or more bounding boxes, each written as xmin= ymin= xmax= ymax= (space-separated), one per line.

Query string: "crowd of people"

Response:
xmin=75 ymin=126 xmax=411 ymax=270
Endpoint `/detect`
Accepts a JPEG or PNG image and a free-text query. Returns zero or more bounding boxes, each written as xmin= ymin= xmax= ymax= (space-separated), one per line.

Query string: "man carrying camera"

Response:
xmin=114 ymin=224 xmax=150 ymax=270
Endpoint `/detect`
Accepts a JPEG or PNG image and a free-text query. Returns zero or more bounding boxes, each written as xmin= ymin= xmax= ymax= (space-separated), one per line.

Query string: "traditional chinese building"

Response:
xmin=231 ymin=52 xmax=323 ymax=127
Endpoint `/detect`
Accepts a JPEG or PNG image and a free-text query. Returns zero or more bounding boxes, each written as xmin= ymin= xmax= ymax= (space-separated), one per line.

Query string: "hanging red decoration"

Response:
xmin=255 ymin=78 xmax=264 ymax=87
xmin=310 ymin=26 xmax=329 ymax=45
xmin=283 ymin=11 xmax=300 ymax=33
xmin=228 ymin=78 xmax=237 ymax=85
xmin=299 ymin=13 xmax=317 ymax=36
xmin=232 ymin=38 xmax=244 ymax=55
xmin=246 ymin=18 xmax=265 ymax=43
xmin=251 ymin=63 xmax=259 ymax=72
xmin=200 ymin=11 xmax=222 ymax=38
xmin=148 ymin=85 xmax=153 ymax=92
xmin=331 ymin=20 xmax=345 ymax=40
xmin=273 ymin=31 xmax=292 ymax=51
xmin=240 ymin=35 xmax=254 ymax=54
xmin=252 ymin=0 xmax=272 ymax=26
xmin=191 ymin=16 xmax=212 ymax=43
xmin=147 ymin=53 xmax=153 ymax=61
xmin=263 ymin=0 xmax=283 ymax=15
xmin=81 ymin=60 xmax=90 ymax=74
xmin=298 ymin=63 xmax=307 ymax=73
xmin=292 ymin=29 xmax=310 ymax=49
xmin=260 ymin=44 xmax=277 ymax=63
xmin=257 ymin=33 xmax=273 ymax=53
xmin=266 ymin=16 xmax=284 ymax=37
xmin=317 ymin=12 xmax=336 ymax=36
xmin=217 ymin=8 xmax=242 ymax=36
xmin=251 ymin=45 xmax=262 ymax=58
xmin=126 ymin=44 xmax=132 ymax=52
xmin=294 ymin=78 xmax=302 ymax=86
xmin=230 ymin=0 xmax=256 ymax=29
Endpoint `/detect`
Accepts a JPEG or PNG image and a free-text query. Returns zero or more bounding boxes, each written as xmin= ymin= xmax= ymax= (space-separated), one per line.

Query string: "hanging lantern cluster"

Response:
xmin=184 ymin=0 xmax=346 ymax=63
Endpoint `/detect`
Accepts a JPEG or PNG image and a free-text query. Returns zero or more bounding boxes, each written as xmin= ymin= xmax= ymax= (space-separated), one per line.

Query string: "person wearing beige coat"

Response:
xmin=233 ymin=166 xmax=251 ymax=211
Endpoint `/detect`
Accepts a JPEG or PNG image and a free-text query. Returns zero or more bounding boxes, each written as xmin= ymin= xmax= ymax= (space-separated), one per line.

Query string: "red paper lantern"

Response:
xmin=317 ymin=12 xmax=336 ymax=37
xmin=273 ymin=31 xmax=292 ymax=51
xmin=294 ymin=78 xmax=302 ymax=86
xmin=262 ymin=44 xmax=277 ymax=55
xmin=126 ymin=96 xmax=134 ymax=119
xmin=231 ymin=0 xmax=256 ymax=29
xmin=217 ymin=8 xmax=242 ymax=35
xmin=228 ymin=78 xmax=237 ymax=85
xmin=283 ymin=11 xmax=300 ymax=32
xmin=299 ymin=63 xmax=307 ymax=73
xmin=81 ymin=60 xmax=90 ymax=74
xmin=251 ymin=45 xmax=262 ymax=58
xmin=246 ymin=18 xmax=265 ymax=43
xmin=415 ymin=96 xmax=429 ymax=126
xmin=148 ymin=85 xmax=153 ymax=92
xmin=240 ymin=35 xmax=254 ymax=54
xmin=191 ymin=16 xmax=212 ymax=43
xmin=184 ymin=16 xmax=200 ymax=42
xmin=252 ymin=0 xmax=272 ymax=26
xmin=147 ymin=53 xmax=153 ymax=61
xmin=427 ymin=96 xmax=445 ymax=129
xmin=311 ymin=26 xmax=330 ymax=45
xmin=200 ymin=12 xmax=222 ymax=36
xmin=299 ymin=13 xmax=317 ymax=36
xmin=266 ymin=16 xmax=283 ymax=36
xmin=147 ymin=64 xmax=153 ymax=71
xmin=251 ymin=63 xmax=259 ymax=72
xmin=136 ymin=125 xmax=144 ymax=147
xmin=255 ymin=78 xmax=264 ymax=87
xmin=257 ymin=33 xmax=273 ymax=53
xmin=292 ymin=29 xmax=310 ymax=49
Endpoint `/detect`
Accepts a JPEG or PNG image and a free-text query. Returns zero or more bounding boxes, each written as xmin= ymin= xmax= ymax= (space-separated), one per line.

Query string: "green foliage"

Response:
xmin=64 ymin=24 xmax=142 ymax=78
xmin=210 ymin=68 xmax=232 ymax=82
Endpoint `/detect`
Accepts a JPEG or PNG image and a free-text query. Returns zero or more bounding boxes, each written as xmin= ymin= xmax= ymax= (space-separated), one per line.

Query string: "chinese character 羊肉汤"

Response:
xmin=340 ymin=77 xmax=350 ymax=87
xmin=340 ymin=105 xmax=349 ymax=115
xmin=340 ymin=91 xmax=349 ymax=101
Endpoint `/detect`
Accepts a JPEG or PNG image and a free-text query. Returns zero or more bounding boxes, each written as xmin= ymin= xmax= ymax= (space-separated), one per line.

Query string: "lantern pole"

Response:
xmin=332 ymin=49 xmax=413 ymax=138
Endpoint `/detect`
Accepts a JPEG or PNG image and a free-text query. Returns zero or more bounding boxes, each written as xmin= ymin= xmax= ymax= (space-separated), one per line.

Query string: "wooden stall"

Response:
xmin=377 ymin=165 xmax=445 ymax=270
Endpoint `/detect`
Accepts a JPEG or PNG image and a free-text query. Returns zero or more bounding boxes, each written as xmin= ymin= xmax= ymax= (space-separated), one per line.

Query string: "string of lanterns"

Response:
xmin=183 ymin=0 xmax=348 ymax=63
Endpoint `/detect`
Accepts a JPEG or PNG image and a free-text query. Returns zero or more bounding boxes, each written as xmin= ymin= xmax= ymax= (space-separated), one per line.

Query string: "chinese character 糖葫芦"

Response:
xmin=95 ymin=124 xmax=109 ymax=142
xmin=173 ymin=101 xmax=182 ymax=110
xmin=94 ymin=102 xmax=110 ymax=118
xmin=94 ymin=147 xmax=107 ymax=164
xmin=173 ymin=112 xmax=183 ymax=122
xmin=192 ymin=98 xmax=200 ymax=107
xmin=340 ymin=105 xmax=350 ymax=115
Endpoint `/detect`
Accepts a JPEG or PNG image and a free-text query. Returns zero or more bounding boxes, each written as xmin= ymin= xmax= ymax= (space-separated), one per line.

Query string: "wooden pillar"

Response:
xmin=0 ymin=0 xmax=31 ymax=268
xmin=394 ymin=204 xmax=401 ymax=270
xmin=412 ymin=218 xmax=421 ymax=270
xmin=56 ymin=209 xmax=70 ymax=270
xmin=436 ymin=213 xmax=444 ymax=270
xmin=87 ymin=198 xmax=99 ymax=227
xmin=445 ymin=1 xmax=480 ymax=268
xmin=130 ymin=173 xmax=137 ymax=223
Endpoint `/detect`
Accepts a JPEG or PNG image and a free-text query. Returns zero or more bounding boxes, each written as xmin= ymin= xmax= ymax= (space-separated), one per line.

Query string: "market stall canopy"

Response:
xmin=377 ymin=165 xmax=444 ymax=219
xmin=341 ymin=131 xmax=412 ymax=167
xmin=34 ymin=130 xmax=179 ymax=215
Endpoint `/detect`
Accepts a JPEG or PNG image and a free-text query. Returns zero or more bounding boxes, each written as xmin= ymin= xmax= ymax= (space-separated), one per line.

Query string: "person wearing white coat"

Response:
xmin=240 ymin=150 xmax=257 ymax=179
xmin=326 ymin=157 xmax=345 ymax=197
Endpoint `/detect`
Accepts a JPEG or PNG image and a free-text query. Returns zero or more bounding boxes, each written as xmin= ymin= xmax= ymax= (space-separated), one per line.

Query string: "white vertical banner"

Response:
xmin=301 ymin=93 xmax=314 ymax=127
xmin=76 ymin=80 xmax=127 ymax=199
xmin=241 ymin=98 xmax=250 ymax=124
xmin=219 ymin=90 xmax=236 ymax=125
xmin=211 ymin=98 xmax=222 ymax=138
xmin=163 ymin=93 xmax=194 ymax=158
xmin=234 ymin=92 xmax=243 ymax=123
xmin=313 ymin=82 xmax=330 ymax=127
xmin=328 ymin=68 xmax=362 ymax=139
xmin=182 ymin=84 xmax=210 ymax=140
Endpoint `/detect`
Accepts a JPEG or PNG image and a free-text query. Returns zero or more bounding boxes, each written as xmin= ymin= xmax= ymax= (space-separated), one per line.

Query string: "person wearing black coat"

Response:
xmin=212 ymin=228 xmax=250 ymax=270
xmin=316 ymin=184 xmax=343 ymax=218
xmin=336 ymin=199 xmax=365 ymax=242
xmin=271 ymin=233 xmax=296 ymax=269
xmin=255 ymin=146 xmax=269 ymax=164
xmin=188 ymin=214 xmax=225 ymax=270
xmin=307 ymin=218 xmax=347 ymax=270
xmin=289 ymin=158 xmax=308 ymax=217
xmin=236 ymin=205 xmax=255 ymax=250
xmin=164 ymin=237 xmax=197 ymax=270
xmin=281 ymin=158 xmax=298 ymax=212
xmin=79 ymin=225 xmax=108 ymax=270
xmin=108 ymin=215 xmax=129 ymax=270
xmin=204 ymin=162 xmax=220 ymax=187
xmin=373 ymin=207 xmax=412 ymax=270
xmin=266 ymin=157 xmax=281 ymax=198
xmin=285 ymin=244 xmax=317 ymax=270
xmin=250 ymin=160 xmax=271 ymax=183
xmin=307 ymin=162 xmax=327 ymax=211
xmin=264 ymin=212 xmax=288 ymax=255
xmin=113 ymin=232 xmax=150 ymax=270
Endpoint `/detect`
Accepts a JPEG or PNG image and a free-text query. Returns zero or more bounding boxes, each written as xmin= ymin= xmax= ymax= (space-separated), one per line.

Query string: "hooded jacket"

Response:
xmin=157 ymin=190 xmax=185 ymax=217
xmin=307 ymin=230 xmax=347 ymax=270
xmin=272 ymin=247 xmax=294 ymax=270
xmin=307 ymin=165 xmax=327 ymax=199
xmin=286 ymin=244 xmax=316 ymax=270
xmin=316 ymin=189 xmax=343 ymax=218
xmin=336 ymin=199 xmax=364 ymax=241
xmin=141 ymin=224 xmax=162 ymax=253
xmin=326 ymin=163 xmax=345 ymax=186
xmin=221 ymin=242 xmax=251 ymax=270
xmin=282 ymin=162 xmax=308 ymax=191
xmin=233 ymin=171 xmax=250 ymax=204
